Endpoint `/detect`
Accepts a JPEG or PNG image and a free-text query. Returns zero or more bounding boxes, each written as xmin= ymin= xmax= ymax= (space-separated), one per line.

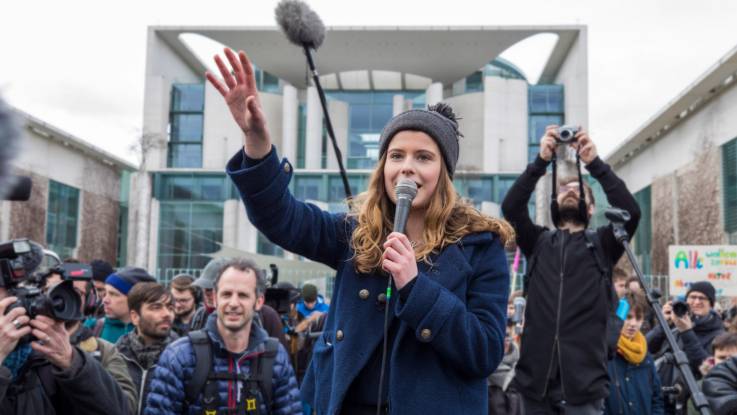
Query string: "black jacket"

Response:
xmin=0 ymin=348 xmax=131 ymax=415
xmin=502 ymin=155 xmax=640 ymax=405
xmin=648 ymin=310 xmax=724 ymax=379
xmin=702 ymin=356 xmax=737 ymax=415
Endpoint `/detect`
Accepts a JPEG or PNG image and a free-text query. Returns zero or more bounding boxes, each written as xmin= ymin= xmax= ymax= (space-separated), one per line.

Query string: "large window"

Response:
xmin=723 ymin=138 xmax=737 ymax=241
xmin=633 ymin=186 xmax=652 ymax=274
xmin=528 ymin=85 xmax=564 ymax=163
xmin=116 ymin=171 xmax=131 ymax=267
xmin=168 ymin=84 xmax=204 ymax=168
xmin=154 ymin=173 xmax=232 ymax=281
xmin=324 ymin=91 xmax=424 ymax=169
xmin=46 ymin=180 xmax=80 ymax=259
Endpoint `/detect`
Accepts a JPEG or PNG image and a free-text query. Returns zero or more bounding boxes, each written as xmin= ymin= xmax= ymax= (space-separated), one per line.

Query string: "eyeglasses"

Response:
xmin=558 ymin=184 xmax=581 ymax=194
xmin=687 ymin=294 xmax=709 ymax=302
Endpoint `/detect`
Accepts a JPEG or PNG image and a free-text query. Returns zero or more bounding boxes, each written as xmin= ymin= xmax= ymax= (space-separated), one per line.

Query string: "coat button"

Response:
xmin=359 ymin=289 xmax=369 ymax=300
xmin=336 ymin=330 xmax=344 ymax=341
xmin=377 ymin=293 xmax=387 ymax=304
xmin=283 ymin=163 xmax=291 ymax=173
xmin=420 ymin=329 xmax=432 ymax=341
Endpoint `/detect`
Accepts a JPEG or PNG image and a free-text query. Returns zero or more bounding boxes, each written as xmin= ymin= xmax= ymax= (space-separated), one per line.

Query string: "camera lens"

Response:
xmin=672 ymin=300 xmax=689 ymax=318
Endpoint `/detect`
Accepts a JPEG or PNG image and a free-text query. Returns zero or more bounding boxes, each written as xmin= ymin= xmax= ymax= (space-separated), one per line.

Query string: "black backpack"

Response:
xmin=523 ymin=229 xmax=613 ymax=297
xmin=184 ymin=330 xmax=279 ymax=414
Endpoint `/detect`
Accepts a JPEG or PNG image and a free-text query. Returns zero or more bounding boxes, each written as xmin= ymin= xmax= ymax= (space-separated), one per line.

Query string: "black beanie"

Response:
xmin=90 ymin=259 xmax=114 ymax=283
xmin=378 ymin=102 xmax=462 ymax=178
xmin=686 ymin=281 xmax=716 ymax=307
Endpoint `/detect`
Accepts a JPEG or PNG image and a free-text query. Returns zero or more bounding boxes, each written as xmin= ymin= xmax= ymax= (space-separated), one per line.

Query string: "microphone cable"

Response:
xmin=376 ymin=276 xmax=393 ymax=415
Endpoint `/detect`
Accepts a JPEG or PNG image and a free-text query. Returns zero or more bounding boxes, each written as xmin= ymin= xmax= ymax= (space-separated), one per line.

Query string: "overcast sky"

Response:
xmin=2 ymin=0 xmax=736 ymax=165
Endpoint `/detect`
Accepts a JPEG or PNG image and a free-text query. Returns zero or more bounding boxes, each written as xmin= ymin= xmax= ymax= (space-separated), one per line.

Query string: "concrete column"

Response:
xmin=426 ymin=82 xmax=444 ymax=106
xmin=281 ymin=84 xmax=299 ymax=162
xmin=392 ymin=94 xmax=405 ymax=116
xmin=235 ymin=202 xmax=258 ymax=253
xmin=305 ymin=86 xmax=323 ymax=169
xmin=134 ymin=172 xmax=151 ymax=268
xmin=483 ymin=77 xmax=500 ymax=173
xmin=147 ymin=198 xmax=159 ymax=275
xmin=327 ymin=100 xmax=349 ymax=170
xmin=222 ymin=200 xmax=239 ymax=248
xmin=0 ymin=202 xmax=11 ymax=242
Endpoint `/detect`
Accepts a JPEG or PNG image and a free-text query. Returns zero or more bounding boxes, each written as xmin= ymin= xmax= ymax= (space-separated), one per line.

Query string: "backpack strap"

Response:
xmin=92 ymin=318 xmax=105 ymax=338
xmin=584 ymin=229 xmax=611 ymax=281
xmin=252 ymin=338 xmax=279 ymax=414
xmin=185 ymin=330 xmax=213 ymax=408
xmin=522 ymin=231 xmax=549 ymax=297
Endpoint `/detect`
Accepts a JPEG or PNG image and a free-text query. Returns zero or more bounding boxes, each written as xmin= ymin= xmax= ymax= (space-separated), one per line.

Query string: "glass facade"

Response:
xmin=322 ymin=91 xmax=425 ymax=169
xmin=528 ymin=85 xmax=564 ymax=162
xmin=168 ymin=84 xmax=204 ymax=168
xmin=452 ymin=58 xmax=528 ymax=96
xmin=116 ymin=171 xmax=131 ymax=267
xmin=154 ymin=173 xmax=234 ymax=281
xmin=723 ymin=137 xmax=737 ymax=235
xmin=46 ymin=180 xmax=80 ymax=259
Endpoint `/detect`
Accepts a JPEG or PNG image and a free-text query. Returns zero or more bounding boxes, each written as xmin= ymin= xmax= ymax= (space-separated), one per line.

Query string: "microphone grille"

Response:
xmin=395 ymin=178 xmax=418 ymax=200
xmin=274 ymin=0 xmax=326 ymax=49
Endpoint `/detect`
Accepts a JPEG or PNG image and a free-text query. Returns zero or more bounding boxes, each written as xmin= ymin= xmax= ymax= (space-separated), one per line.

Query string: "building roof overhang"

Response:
xmin=153 ymin=25 xmax=583 ymax=88
xmin=606 ymin=44 xmax=737 ymax=168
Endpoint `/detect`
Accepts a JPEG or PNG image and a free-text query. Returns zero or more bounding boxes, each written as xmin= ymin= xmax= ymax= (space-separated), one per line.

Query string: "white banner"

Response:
xmin=668 ymin=245 xmax=737 ymax=298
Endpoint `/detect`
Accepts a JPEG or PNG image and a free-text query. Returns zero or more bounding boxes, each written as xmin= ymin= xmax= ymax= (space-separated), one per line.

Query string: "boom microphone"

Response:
xmin=0 ymin=96 xmax=23 ymax=200
xmin=275 ymin=0 xmax=353 ymax=202
xmin=274 ymin=0 xmax=326 ymax=49
xmin=393 ymin=179 xmax=418 ymax=234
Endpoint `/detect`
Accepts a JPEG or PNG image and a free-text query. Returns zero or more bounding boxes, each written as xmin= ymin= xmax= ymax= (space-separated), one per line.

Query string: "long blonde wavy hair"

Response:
xmin=349 ymin=153 xmax=515 ymax=274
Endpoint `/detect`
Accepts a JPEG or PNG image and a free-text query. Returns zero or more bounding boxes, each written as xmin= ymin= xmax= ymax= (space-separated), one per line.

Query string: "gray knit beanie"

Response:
xmin=378 ymin=102 xmax=462 ymax=177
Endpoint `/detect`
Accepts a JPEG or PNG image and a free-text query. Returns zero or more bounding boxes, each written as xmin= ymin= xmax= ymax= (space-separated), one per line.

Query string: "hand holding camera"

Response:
xmin=0 ymin=296 xmax=32 ymax=361
xmin=539 ymin=125 xmax=598 ymax=164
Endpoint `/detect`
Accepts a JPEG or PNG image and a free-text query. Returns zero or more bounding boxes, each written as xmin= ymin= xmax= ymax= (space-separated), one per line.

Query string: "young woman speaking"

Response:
xmin=209 ymin=48 xmax=513 ymax=415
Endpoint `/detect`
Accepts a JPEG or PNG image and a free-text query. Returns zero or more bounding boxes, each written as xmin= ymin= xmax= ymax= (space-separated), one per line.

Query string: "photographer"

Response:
xmin=502 ymin=125 xmax=640 ymax=413
xmin=0 ymin=280 xmax=130 ymax=414
xmin=648 ymin=281 xmax=724 ymax=413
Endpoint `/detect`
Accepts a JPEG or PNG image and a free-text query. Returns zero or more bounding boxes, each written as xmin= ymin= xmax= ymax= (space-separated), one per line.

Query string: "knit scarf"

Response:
xmin=617 ymin=331 xmax=647 ymax=364
xmin=118 ymin=331 xmax=178 ymax=369
xmin=2 ymin=343 xmax=32 ymax=380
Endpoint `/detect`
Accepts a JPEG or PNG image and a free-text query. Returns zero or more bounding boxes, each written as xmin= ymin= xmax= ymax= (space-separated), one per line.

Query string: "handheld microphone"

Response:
xmin=512 ymin=297 xmax=526 ymax=324
xmin=392 ymin=179 xmax=418 ymax=234
xmin=512 ymin=296 xmax=526 ymax=334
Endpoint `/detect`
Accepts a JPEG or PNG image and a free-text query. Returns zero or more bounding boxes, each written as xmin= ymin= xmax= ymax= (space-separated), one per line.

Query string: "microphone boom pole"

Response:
xmin=606 ymin=207 xmax=712 ymax=415
xmin=302 ymin=45 xmax=352 ymax=201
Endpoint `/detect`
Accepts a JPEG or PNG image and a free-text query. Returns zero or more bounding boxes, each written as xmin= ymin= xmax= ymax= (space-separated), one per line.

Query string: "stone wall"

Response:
xmin=8 ymin=169 xmax=48 ymax=244
xmin=649 ymin=145 xmax=725 ymax=274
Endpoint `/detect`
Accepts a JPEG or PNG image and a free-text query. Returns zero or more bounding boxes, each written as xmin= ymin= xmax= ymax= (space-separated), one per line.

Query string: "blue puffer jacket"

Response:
xmin=605 ymin=352 xmax=664 ymax=415
xmin=142 ymin=314 xmax=301 ymax=415
xmin=226 ymin=147 xmax=510 ymax=415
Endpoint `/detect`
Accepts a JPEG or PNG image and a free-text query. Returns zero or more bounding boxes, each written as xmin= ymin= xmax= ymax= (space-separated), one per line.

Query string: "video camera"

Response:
xmin=0 ymin=239 xmax=82 ymax=324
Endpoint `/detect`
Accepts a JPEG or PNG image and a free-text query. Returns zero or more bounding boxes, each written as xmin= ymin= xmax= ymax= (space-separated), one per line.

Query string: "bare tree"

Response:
xmin=128 ymin=132 xmax=166 ymax=268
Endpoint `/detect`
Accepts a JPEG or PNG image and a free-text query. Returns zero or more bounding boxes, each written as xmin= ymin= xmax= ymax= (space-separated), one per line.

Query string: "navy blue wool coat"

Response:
xmin=226 ymin=147 xmax=510 ymax=415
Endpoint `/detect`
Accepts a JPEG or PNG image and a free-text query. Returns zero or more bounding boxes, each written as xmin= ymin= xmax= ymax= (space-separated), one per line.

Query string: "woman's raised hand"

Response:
xmin=206 ymin=49 xmax=272 ymax=159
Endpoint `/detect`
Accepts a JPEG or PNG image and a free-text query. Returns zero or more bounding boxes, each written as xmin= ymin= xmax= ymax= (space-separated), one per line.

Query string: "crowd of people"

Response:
xmin=2 ymin=45 xmax=737 ymax=415
xmin=0 ymin=254 xmax=333 ymax=414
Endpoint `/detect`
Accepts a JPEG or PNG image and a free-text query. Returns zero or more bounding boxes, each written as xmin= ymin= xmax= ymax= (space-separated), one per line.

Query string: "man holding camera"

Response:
xmin=0 ymin=280 xmax=131 ymax=414
xmin=502 ymin=125 xmax=640 ymax=414
xmin=648 ymin=281 xmax=724 ymax=413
